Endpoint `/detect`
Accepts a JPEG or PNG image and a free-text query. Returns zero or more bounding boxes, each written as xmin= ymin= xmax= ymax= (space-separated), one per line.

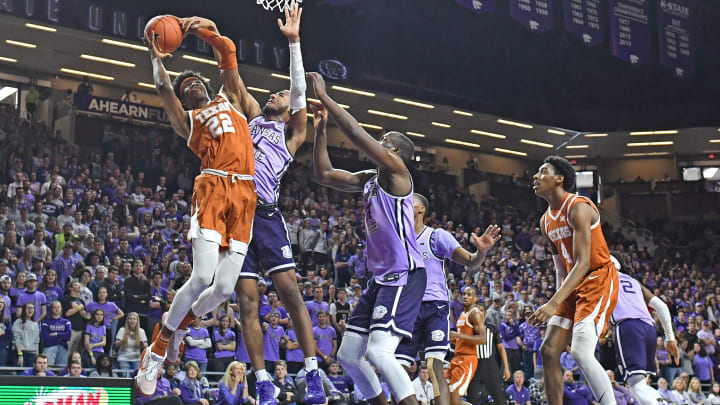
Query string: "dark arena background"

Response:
xmin=0 ymin=0 xmax=718 ymax=404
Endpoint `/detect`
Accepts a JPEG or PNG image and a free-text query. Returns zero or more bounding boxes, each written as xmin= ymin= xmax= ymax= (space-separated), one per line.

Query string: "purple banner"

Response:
xmin=510 ymin=0 xmax=554 ymax=33
xmin=609 ymin=0 xmax=652 ymax=65
xmin=658 ymin=0 xmax=694 ymax=78
xmin=563 ymin=0 xmax=605 ymax=46
xmin=456 ymin=0 xmax=496 ymax=14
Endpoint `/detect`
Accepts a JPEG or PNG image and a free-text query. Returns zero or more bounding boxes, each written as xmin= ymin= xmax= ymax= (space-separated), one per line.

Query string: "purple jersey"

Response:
xmin=612 ymin=273 xmax=653 ymax=326
xmin=17 ymin=290 xmax=47 ymax=321
xmin=185 ymin=326 xmax=210 ymax=362
xmin=363 ymin=175 xmax=422 ymax=286
xmin=86 ymin=301 xmax=118 ymax=328
xmin=313 ymin=325 xmax=337 ymax=362
xmin=85 ymin=324 xmax=106 ymax=352
xmin=305 ymin=300 xmax=329 ymax=327
xmin=213 ymin=328 xmax=236 ymax=359
xmin=285 ymin=329 xmax=304 ymax=362
xmin=249 ymin=115 xmax=293 ymax=204
xmin=416 ymin=227 xmax=459 ymax=302
xmin=263 ymin=324 xmax=284 ymax=361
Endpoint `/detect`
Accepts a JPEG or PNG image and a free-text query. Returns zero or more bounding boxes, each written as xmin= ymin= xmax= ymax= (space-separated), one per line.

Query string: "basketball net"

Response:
xmin=256 ymin=0 xmax=302 ymax=12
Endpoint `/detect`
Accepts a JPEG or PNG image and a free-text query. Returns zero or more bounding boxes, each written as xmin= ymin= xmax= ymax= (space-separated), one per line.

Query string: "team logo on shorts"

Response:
xmin=431 ymin=330 xmax=445 ymax=342
xmin=372 ymin=305 xmax=388 ymax=320
xmin=281 ymin=245 xmax=292 ymax=259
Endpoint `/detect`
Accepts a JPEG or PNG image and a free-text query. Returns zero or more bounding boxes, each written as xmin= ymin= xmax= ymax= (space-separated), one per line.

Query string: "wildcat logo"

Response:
xmin=630 ymin=55 xmax=640 ymax=64
xmin=529 ymin=20 xmax=540 ymax=30
xmin=472 ymin=0 xmax=483 ymax=10
xmin=583 ymin=34 xmax=592 ymax=44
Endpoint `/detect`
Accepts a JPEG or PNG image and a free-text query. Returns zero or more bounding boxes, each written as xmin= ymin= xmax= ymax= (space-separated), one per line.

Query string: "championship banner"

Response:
xmin=563 ymin=0 xmax=605 ymax=46
xmin=658 ymin=0 xmax=694 ymax=78
xmin=609 ymin=0 xmax=652 ymax=65
xmin=74 ymin=94 xmax=170 ymax=125
xmin=510 ymin=0 xmax=554 ymax=33
xmin=456 ymin=0 xmax=496 ymax=14
xmin=1 ymin=377 xmax=133 ymax=405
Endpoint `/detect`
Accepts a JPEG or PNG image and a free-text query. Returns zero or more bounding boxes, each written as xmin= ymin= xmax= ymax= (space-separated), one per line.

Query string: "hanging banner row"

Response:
xmin=455 ymin=0 xmax=694 ymax=78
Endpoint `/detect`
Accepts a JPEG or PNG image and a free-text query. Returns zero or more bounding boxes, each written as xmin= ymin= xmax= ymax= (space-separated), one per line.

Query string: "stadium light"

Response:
xmin=368 ymin=109 xmax=408 ymax=120
xmin=247 ymin=87 xmax=270 ymax=93
xmin=627 ymin=141 xmax=674 ymax=147
xmin=393 ymin=98 xmax=434 ymax=109
xmin=81 ymin=54 xmax=135 ymax=68
xmin=25 ymin=23 xmax=57 ymax=32
xmin=445 ymin=139 xmax=480 ymax=148
xmin=101 ymin=38 xmax=148 ymax=51
xmin=471 ymin=130 xmax=506 ymax=139
xmin=584 ymin=133 xmax=608 ymax=137
xmin=565 ymin=155 xmax=587 ymax=159
xmin=406 ymin=132 xmax=426 ymax=138
xmin=138 ymin=82 xmax=155 ymax=89
xmin=497 ymin=119 xmax=533 ymax=129
xmin=566 ymin=145 xmax=589 ymax=149
xmin=60 ymin=68 xmax=114 ymax=81
xmin=495 ymin=147 xmax=527 ymax=157
xmin=307 ymin=97 xmax=349 ymax=109
xmin=548 ymin=129 xmax=565 ymax=135
xmin=453 ymin=110 xmax=473 ymax=117
xmin=431 ymin=122 xmax=451 ymax=128
xmin=710 ymin=139 xmax=720 ymax=143
xmin=6 ymin=40 xmax=36 ymax=48
xmin=521 ymin=139 xmax=553 ymax=148
xmin=182 ymin=55 xmax=218 ymax=66
xmin=359 ymin=123 xmax=383 ymax=130
xmin=0 ymin=56 xmax=17 ymax=63
xmin=629 ymin=130 xmax=678 ymax=136
xmin=270 ymin=73 xmax=290 ymax=80
xmin=624 ymin=152 xmax=671 ymax=157
xmin=332 ymin=85 xmax=375 ymax=97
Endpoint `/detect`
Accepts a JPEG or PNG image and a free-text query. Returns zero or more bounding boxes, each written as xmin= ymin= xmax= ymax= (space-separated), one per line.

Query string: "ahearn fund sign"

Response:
xmin=74 ymin=94 xmax=170 ymax=125
xmin=0 ymin=377 xmax=133 ymax=405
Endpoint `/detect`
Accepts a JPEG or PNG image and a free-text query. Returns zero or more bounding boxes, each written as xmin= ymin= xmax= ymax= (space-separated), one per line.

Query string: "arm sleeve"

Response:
xmin=288 ymin=42 xmax=306 ymax=112
xmin=648 ymin=296 xmax=675 ymax=342
xmin=430 ymin=229 xmax=461 ymax=260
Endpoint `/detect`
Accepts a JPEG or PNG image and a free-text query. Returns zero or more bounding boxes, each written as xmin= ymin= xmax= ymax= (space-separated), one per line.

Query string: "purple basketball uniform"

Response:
xmin=346 ymin=175 xmax=426 ymax=338
xmin=240 ymin=115 xmax=296 ymax=279
xmin=397 ymin=227 xmax=459 ymax=363
xmin=612 ymin=273 xmax=657 ymax=380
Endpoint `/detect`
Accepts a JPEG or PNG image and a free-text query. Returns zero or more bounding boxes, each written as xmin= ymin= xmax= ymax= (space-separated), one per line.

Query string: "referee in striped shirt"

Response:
xmin=466 ymin=305 xmax=511 ymax=405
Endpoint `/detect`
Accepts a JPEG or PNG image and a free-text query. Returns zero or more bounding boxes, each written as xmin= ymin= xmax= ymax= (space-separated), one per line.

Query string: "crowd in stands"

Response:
xmin=0 ymin=103 xmax=719 ymax=405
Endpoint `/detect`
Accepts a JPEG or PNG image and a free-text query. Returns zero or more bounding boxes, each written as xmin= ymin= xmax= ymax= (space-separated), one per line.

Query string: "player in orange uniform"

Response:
xmin=135 ymin=17 xmax=272 ymax=400
xmin=530 ymin=156 xmax=619 ymax=405
xmin=447 ymin=287 xmax=486 ymax=405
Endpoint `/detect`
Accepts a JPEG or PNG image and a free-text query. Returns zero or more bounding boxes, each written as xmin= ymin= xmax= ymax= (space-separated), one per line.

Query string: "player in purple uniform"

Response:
xmin=223 ymin=5 xmax=324 ymax=403
xmin=395 ymin=193 xmax=500 ymax=405
xmin=308 ymin=72 xmax=424 ymax=405
xmin=609 ymin=251 xmax=678 ymax=405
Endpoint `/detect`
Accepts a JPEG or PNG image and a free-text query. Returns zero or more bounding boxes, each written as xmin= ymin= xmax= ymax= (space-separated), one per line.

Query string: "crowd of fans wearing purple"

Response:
xmin=0 ymin=105 xmax=719 ymax=405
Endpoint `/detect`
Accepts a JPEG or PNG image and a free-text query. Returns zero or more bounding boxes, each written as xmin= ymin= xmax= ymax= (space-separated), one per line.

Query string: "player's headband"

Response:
xmin=179 ymin=76 xmax=202 ymax=102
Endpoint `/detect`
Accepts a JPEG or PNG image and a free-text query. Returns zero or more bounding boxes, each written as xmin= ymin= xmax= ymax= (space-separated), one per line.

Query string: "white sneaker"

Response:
xmin=166 ymin=328 xmax=188 ymax=365
xmin=135 ymin=343 xmax=166 ymax=396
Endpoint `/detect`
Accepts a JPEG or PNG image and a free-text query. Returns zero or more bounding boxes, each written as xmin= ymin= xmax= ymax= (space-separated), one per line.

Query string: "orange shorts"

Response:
xmin=552 ymin=260 xmax=619 ymax=336
xmin=446 ymin=354 xmax=477 ymax=396
xmin=189 ymin=172 xmax=257 ymax=254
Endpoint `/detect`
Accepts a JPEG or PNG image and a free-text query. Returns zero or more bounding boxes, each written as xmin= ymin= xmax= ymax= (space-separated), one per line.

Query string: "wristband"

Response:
xmin=195 ymin=28 xmax=237 ymax=71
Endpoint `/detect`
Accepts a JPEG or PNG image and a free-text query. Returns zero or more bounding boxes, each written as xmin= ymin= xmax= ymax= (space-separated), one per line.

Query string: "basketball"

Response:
xmin=144 ymin=15 xmax=183 ymax=54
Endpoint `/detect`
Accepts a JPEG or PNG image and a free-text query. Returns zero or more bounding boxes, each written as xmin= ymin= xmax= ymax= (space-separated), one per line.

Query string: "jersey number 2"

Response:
xmin=207 ymin=113 xmax=235 ymax=137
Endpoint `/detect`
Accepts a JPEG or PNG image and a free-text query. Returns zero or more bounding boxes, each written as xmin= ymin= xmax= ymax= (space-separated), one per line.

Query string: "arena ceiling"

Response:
xmin=0 ymin=1 xmax=719 ymax=162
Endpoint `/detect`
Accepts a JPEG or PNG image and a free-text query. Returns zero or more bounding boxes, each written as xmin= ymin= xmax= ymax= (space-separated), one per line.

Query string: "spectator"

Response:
xmin=213 ymin=315 xmax=236 ymax=374
xmin=185 ymin=317 xmax=211 ymax=374
xmin=562 ymin=369 xmax=593 ymax=405
xmin=500 ymin=309 xmax=522 ymax=373
xmin=413 ymin=365 xmax=434 ymax=405
xmin=658 ymin=378 xmax=684 ymax=405
xmin=506 ymin=370 xmax=532 ymax=405
xmin=673 ymin=376 xmax=688 ymax=401
xmin=123 ymin=260 xmax=150 ymax=332
xmin=20 ymin=353 xmax=56 ymax=376
xmin=40 ymin=300 xmax=72 ymax=367
xmin=77 ymin=76 xmax=93 ymax=96
xmin=86 ymin=286 xmax=123 ymax=355
xmin=65 ymin=360 xmax=86 ymax=378
xmin=148 ymin=271 xmax=168 ymax=335
xmin=708 ymin=383 xmax=720 ymax=405
xmin=685 ymin=377 xmax=708 ymax=405
xmin=135 ymin=364 xmax=181 ymax=405
xmin=607 ymin=369 xmax=637 ymax=405
xmin=179 ymin=361 xmax=208 ymax=405
xmin=217 ymin=361 xmax=254 ymax=405
xmin=306 ymin=286 xmax=329 ymax=327
xmin=0 ymin=299 xmax=10 ymax=366
xmin=313 ymin=311 xmax=337 ymax=367
xmin=15 ymin=273 xmax=46 ymax=321
xmin=262 ymin=312 xmax=284 ymax=372
xmin=561 ymin=345 xmax=581 ymax=381
xmin=115 ymin=312 xmax=147 ymax=377
xmin=529 ymin=376 xmax=547 ymax=405
xmin=272 ymin=360 xmax=298 ymax=405
xmin=329 ymin=288 xmax=352 ymax=336
xmin=83 ymin=308 xmax=106 ymax=367
xmin=693 ymin=343 xmax=714 ymax=384
xmin=88 ymin=354 xmax=118 ymax=378
xmin=260 ymin=292 xmax=288 ymax=326
xmin=62 ymin=280 xmax=89 ymax=363
xmin=39 ymin=269 xmax=63 ymax=303
xmin=283 ymin=317 xmax=304 ymax=375
xmin=12 ymin=302 xmax=39 ymax=367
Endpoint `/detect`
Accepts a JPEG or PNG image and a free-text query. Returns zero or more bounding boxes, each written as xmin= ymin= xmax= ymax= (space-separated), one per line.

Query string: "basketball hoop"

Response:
xmin=256 ymin=0 xmax=302 ymax=12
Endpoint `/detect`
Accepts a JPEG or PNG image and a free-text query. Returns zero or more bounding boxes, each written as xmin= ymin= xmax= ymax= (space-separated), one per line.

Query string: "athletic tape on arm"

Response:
xmin=288 ymin=41 xmax=306 ymax=112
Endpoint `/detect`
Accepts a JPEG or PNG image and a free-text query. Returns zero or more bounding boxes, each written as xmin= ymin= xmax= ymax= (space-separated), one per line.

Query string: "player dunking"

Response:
xmin=226 ymin=3 xmax=324 ymax=403
xmin=608 ymin=251 xmax=679 ymax=405
xmin=135 ymin=17 xmax=269 ymax=400
xmin=447 ymin=287 xmax=487 ymax=405
xmin=396 ymin=193 xmax=500 ymax=405
xmin=530 ymin=156 xmax=619 ymax=405
xmin=308 ymin=72 xmax=424 ymax=405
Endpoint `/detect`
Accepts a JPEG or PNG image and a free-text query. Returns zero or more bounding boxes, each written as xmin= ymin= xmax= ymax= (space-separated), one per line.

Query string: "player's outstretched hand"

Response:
xmin=306 ymin=72 xmax=327 ymax=98
xmin=179 ymin=16 xmax=218 ymax=35
xmin=529 ymin=301 xmax=558 ymax=326
xmin=472 ymin=225 xmax=501 ymax=253
xmin=277 ymin=0 xmax=302 ymax=43
xmin=666 ymin=340 xmax=680 ymax=366
xmin=144 ymin=32 xmax=172 ymax=59
xmin=310 ymin=102 xmax=328 ymax=133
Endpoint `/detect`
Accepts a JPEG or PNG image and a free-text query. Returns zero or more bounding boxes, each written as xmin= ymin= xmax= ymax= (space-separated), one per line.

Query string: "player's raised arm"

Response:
xmin=180 ymin=17 xmax=262 ymax=119
xmin=642 ymin=285 xmax=678 ymax=363
xmin=306 ymin=72 xmax=408 ymax=177
xmin=145 ymin=31 xmax=190 ymax=140
xmin=451 ymin=225 xmax=501 ymax=270
xmin=310 ymin=103 xmax=374 ymax=192
xmin=278 ymin=2 xmax=308 ymax=154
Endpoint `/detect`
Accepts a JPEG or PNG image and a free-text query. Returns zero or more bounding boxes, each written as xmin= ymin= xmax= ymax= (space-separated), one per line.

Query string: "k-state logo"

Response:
xmin=372 ymin=305 xmax=388 ymax=320
xmin=318 ymin=59 xmax=348 ymax=80
xmin=431 ymin=330 xmax=445 ymax=342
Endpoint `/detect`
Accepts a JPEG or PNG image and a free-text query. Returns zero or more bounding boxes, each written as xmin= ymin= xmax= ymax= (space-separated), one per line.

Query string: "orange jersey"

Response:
xmin=187 ymin=91 xmax=254 ymax=175
xmin=541 ymin=193 xmax=611 ymax=274
xmin=454 ymin=307 xmax=480 ymax=356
